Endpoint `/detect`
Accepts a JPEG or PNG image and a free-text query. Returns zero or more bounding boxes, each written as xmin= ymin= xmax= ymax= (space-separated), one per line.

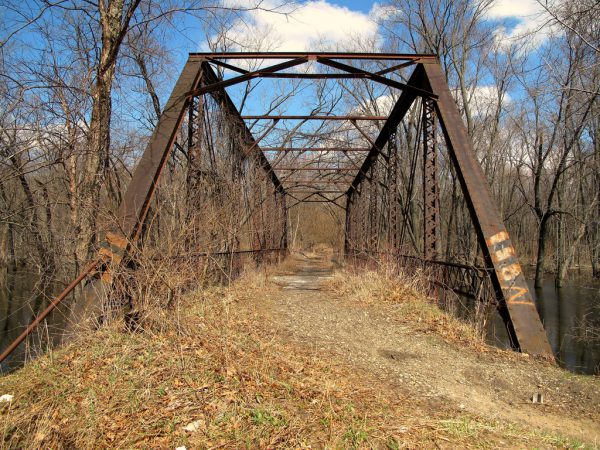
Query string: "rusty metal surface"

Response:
xmin=261 ymin=147 xmax=372 ymax=152
xmin=368 ymin=158 xmax=379 ymax=251
xmin=421 ymin=62 xmax=553 ymax=358
xmin=113 ymin=58 xmax=204 ymax=248
xmin=241 ymin=115 xmax=388 ymax=120
xmin=275 ymin=167 xmax=357 ymax=171
xmin=250 ymin=73 xmax=382 ymax=80
xmin=347 ymin=65 xmax=423 ymax=194
xmin=317 ymin=57 xmax=437 ymax=99
xmin=284 ymin=180 xmax=352 ymax=185
xmin=388 ymin=131 xmax=399 ymax=250
xmin=189 ymin=52 xmax=438 ymax=60
xmin=1 ymin=52 xmax=554 ymax=365
xmin=422 ymin=97 xmax=439 ymax=260
xmin=187 ymin=57 xmax=308 ymax=97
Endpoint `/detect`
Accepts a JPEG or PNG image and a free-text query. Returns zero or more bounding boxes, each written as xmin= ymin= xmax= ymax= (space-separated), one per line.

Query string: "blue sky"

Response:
xmin=327 ymin=0 xmax=372 ymax=13
xmin=1 ymin=0 xmax=558 ymax=137
xmin=149 ymin=0 xmax=558 ymax=155
xmin=163 ymin=0 xmax=554 ymax=104
xmin=188 ymin=0 xmax=554 ymax=54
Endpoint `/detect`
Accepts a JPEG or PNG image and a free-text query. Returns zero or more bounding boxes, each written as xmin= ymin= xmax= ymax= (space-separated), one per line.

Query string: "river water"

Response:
xmin=0 ymin=272 xmax=67 ymax=373
xmin=1 ymin=272 xmax=600 ymax=374
xmin=485 ymin=280 xmax=600 ymax=375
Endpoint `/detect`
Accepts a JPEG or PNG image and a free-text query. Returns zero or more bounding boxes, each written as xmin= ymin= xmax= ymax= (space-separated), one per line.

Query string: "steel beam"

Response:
xmin=286 ymin=190 xmax=346 ymax=193
xmin=421 ymin=61 xmax=552 ymax=358
xmin=105 ymin=58 xmax=204 ymax=256
xmin=422 ymin=98 xmax=439 ymax=260
xmin=284 ymin=180 xmax=351 ymax=185
xmin=388 ymin=130 xmax=399 ymax=250
xmin=281 ymin=193 xmax=288 ymax=250
xmin=187 ymin=57 xmax=307 ymax=97
xmin=347 ymin=65 xmax=423 ymax=195
xmin=262 ymin=147 xmax=371 ymax=152
xmin=248 ymin=73 xmax=373 ymax=80
xmin=344 ymin=193 xmax=352 ymax=255
xmin=375 ymin=60 xmax=418 ymax=76
xmin=275 ymin=167 xmax=357 ymax=171
xmin=201 ymin=63 xmax=285 ymax=195
xmin=242 ymin=115 xmax=387 ymax=120
xmin=317 ymin=57 xmax=437 ymax=99
xmin=191 ymin=52 xmax=438 ymax=61
xmin=206 ymin=57 xmax=248 ymax=74
xmin=368 ymin=161 xmax=379 ymax=251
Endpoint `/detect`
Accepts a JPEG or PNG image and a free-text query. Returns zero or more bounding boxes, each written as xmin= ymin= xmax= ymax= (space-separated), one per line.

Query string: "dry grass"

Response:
xmin=325 ymin=266 xmax=488 ymax=350
xmin=0 ymin=268 xmax=589 ymax=449
xmin=574 ymin=304 xmax=600 ymax=345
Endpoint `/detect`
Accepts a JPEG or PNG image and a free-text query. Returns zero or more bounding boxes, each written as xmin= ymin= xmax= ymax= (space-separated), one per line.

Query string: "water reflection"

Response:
xmin=0 ymin=272 xmax=64 ymax=373
xmin=487 ymin=280 xmax=600 ymax=375
xmin=2 ymin=271 xmax=600 ymax=375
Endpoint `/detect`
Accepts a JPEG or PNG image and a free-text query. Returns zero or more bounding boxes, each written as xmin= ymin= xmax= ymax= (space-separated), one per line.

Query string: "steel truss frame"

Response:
xmin=0 ymin=52 xmax=552 ymax=365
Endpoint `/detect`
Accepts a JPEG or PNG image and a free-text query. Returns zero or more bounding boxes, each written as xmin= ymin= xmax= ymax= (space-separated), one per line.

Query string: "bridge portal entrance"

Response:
xmin=0 ymin=53 xmax=553 ymax=365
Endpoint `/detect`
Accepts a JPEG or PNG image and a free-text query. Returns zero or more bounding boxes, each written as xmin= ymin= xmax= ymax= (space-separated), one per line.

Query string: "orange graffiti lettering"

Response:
xmin=487 ymin=231 xmax=509 ymax=247
xmin=507 ymin=286 xmax=528 ymax=303
xmin=499 ymin=263 xmax=522 ymax=282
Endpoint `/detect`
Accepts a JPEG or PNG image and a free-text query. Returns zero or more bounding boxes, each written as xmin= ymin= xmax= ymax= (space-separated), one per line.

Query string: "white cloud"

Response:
xmin=470 ymin=85 xmax=512 ymax=117
xmin=447 ymin=85 xmax=512 ymax=118
xmin=212 ymin=0 xmax=379 ymax=53
xmin=485 ymin=0 xmax=561 ymax=50
xmin=487 ymin=0 xmax=542 ymax=18
xmin=369 ymin=2 xmax=397 ymax=22
xmin=356 ymin=93 xmax=395 ymax=116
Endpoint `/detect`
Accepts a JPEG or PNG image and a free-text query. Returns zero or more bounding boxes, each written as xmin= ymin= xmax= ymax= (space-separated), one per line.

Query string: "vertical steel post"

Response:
xmin=344 ymin=193 xmax=352 ymax=256
xmin=186 ymin=87 xmax=207 ymax=200
xmin=360 ymin=186 xmax=368 ymax=252
xmin=388 ymin=130 xmax=399 ymax=252
xmin=422 ymin=97 xmax=440 ymax=261
xmin=369 ymin=163 xmax=378 ymax=252
xmin=281 ymin=191 xmax=288 ymax=252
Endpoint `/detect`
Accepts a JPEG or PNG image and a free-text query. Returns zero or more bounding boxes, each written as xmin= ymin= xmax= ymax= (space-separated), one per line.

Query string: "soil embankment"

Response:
xmin=1 ymin=248 xmax=599 ymax=448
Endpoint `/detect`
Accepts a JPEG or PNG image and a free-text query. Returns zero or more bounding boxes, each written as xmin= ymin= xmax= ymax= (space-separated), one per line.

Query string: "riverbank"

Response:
xmin=1 ymin=253 xmax=599 ymax=448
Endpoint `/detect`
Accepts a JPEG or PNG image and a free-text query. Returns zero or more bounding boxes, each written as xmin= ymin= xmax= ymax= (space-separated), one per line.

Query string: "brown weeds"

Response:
xmin=325 ymin=266 xmax=487 ymax=350
xmin=0 ymin=265 xmax=584 ymax=449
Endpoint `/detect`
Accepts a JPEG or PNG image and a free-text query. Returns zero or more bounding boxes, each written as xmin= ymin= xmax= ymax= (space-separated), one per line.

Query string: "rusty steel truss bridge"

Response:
xmin=0 ymin=52 xmax=554 ymax=364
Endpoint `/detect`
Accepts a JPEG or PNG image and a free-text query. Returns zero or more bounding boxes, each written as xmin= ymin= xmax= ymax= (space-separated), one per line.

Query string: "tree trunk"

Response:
xmin=535 ymin=214 xmax=551 ymax=288
xmin=558 ymin=204 xmax=596 ymax=285
xmin=77 ymin=0 xmax=140 ymax=264
xmin=78 ymin=69 xmax=115 ymax=263
xmin=555 ymin=191 xmax=564 ymax=287
xmin=12 ymin=159 xmax=55 ymax=281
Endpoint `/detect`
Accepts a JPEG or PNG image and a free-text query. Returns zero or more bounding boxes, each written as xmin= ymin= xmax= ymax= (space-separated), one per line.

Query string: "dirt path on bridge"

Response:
xmin=250 ymin=248 xmax=600 ymax=445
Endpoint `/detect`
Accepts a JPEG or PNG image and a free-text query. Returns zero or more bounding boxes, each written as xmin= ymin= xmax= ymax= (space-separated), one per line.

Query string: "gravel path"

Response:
xmin=249 ymin=250 xmax=600 ymax=444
